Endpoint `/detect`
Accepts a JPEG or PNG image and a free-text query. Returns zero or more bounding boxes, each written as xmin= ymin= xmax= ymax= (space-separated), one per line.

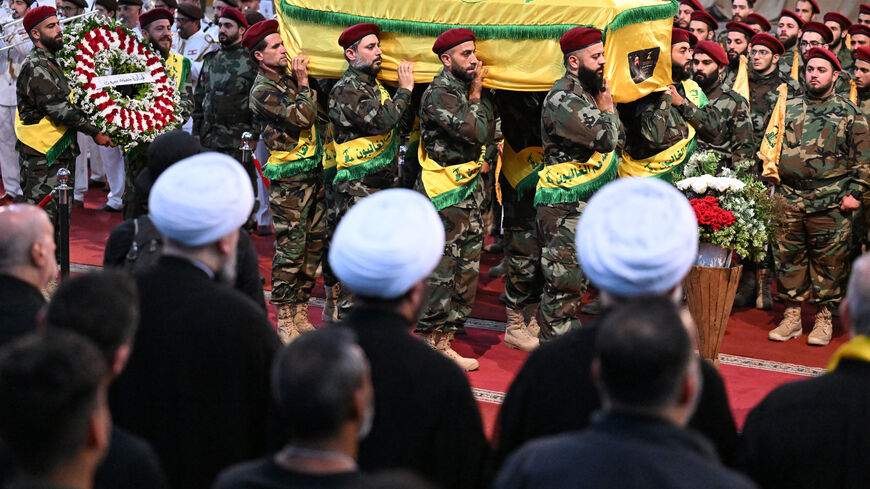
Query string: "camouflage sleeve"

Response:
xmin=637 ymin=92 xmax=685 ymax=148
xmin=192 ymin=57 xmax=209 ymax=136
xmin=27 ymin=64 xmax=98 ymax=136
xmin=544 ymin=89 xmax=619 ymax=154
xmin=252 ymin=82 xmax=317 ymax=129
xmin=729 ymin=95 xmax=756 ymax=166
xmin=848 ymin=111 xmax=870 ymax=198
xmin=420 ymin=85 xmax=491 ymax=146
xmin=334 ymin=84 xmax=411 ymax=134
xmin=677 ymin=96 xmax=726 ymax=141
xmin=177 ymin=59 xmax=195 ymax=126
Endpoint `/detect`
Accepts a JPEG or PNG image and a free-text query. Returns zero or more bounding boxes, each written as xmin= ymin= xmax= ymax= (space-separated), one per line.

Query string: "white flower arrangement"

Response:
xmin=676 ymin=174 xmax=745 ymax=194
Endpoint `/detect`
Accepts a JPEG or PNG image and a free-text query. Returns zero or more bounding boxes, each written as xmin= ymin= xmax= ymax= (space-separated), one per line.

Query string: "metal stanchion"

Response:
xmin=56 ymin=168 xmax=71 ymax=278
xmin=240 ymin=131 xmax=253 ymax=173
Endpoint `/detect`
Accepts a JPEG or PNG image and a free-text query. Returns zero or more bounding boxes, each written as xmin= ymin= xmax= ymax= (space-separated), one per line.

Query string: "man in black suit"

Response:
xmin=737 ymin=252 xmax=870 ymax=489
xmin=328 ymin=188 xmax=492 ymax=489
xmin=0 ymin=204 xmax=55 ymax=347
xmin=109 ymin=152 xmax=281 ymax=489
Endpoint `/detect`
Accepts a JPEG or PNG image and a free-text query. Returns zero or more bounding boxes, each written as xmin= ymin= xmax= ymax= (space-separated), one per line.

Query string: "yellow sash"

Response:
xmin=263 ymin=123 xmax=321 ymax=179
xmin=535 ymin=150 xmax=618 ymax=205
xmin=164 ymin=51 xmax=190 ymax=89
xmin=618 ymin=79 xmax=707 ymax=180
xmin=501 ymin=141 xmax=544 ymax=200
xmin=14 ymin=109 xmax=72 ymax=166
xmin=758 ymin=83 xmax=789 ymax=184
xmin=828 ymin=335 xmax=870 ymax=371
xmin=732 ymin=55 xmax=749 ymax=103
xmin=333 ymin=81 xmax=398 ymax=183
xmin=322 ymin=124 xmax=337 ymax=182
xmin=851 ymin=80 xmax=859 ymax=105
xmin=418 ymin=143 xmax=484 ymax=211
xmin=790 ymin=48 xmax=800 ymax=81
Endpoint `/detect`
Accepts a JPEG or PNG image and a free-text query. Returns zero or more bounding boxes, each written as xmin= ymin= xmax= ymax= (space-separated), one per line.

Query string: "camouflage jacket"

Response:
xmin=16 ymin=47 xmax=99 ymax=158
xmin=720 ymin=61 xmax=742 ymax=88
xmin=193 ymin=43 xmax=258 ymax=150
xmin=249 ymin=68 xmax=317 ymax=158
xmin=493 ymin=90 xmax=545 ymax=151
xmin=541 ymin=72 xmax=620 ymax=166
xmin=748 ymin=67 xmax=802 ymax=145
xmin=620 ymin=90 xmax=688 ymax=160
xmin=796 ymin=61 xmax=853 ymax=98
xmin=777 ymin=47 xmax=798 ymax=80
xmin=858 ymin=87 xmax=870 ymax=118
xmin=837 ymin=47 xmax=853 ymax=72
xmin=777 ymin=91 xmax=870 ymax=213
xmin=677 ymin=80 xmax=756 ymax=168
xmin=328 ymin=66 xmax=411 ymax=191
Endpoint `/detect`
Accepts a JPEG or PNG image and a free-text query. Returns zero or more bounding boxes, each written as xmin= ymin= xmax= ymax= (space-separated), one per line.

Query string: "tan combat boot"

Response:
xmin=322 ymin=284 xmax=339 ymax=323
xmin=808 ymin=305 xmax=833 ymax=346
xmin=580 ymin=296 xmax=605 ymax=315
xmin=294 ymin=302 xmax=316 ymax=334
xmin=425 ymin=331 xmax=479 ymax=371
xmin=769 ymin=302 xmax=802 ymax=341
xmin=276 ymin=304 xmax=299 ymax=344
xmin=523 ymin=303 xmax=541 ymax=338
xmin=756 ymin=269 xmax=773 ymax=310
xmin=504 ymin=307 xmax=539 ymax=351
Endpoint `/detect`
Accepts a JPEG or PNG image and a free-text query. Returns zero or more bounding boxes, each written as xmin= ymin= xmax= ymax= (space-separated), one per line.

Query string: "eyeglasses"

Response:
xmin=799 ymin=40 xmax=825 ymax=49
xmin=749 ymin=49 xmax=772 ymax=57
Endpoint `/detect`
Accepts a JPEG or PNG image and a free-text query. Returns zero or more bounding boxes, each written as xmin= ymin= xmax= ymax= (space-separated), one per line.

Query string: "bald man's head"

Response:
xmin=847 ymin=254 xmax=870 ymax=337
xmin=0 ymin=204 xmax=56 ymax=289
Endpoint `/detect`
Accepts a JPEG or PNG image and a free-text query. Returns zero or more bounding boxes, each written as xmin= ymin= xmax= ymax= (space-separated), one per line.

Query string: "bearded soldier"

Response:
xmin=748 ymin=34 xmax=801 ymax=150
xmin=721 ymin=21 xmax=753 ymax=90
xmin=0 ymin=0 xmax=33 ymax=204
xmin=824 ymin=12 xmax=853 ymax=69
xmin=777 ymin=9 xmax=803 ymax=80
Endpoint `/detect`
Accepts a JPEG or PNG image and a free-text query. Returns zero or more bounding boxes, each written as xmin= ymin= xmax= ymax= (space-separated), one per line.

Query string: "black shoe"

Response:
xmin=89 ymin=179 xmax=106 ymax=189
xmin=97 ymin=204 xmax=121 ymax=212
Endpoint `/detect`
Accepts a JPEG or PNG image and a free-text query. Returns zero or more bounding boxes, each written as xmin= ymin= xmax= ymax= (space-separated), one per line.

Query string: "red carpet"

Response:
xmin=59 ymin=187 xmax=838 ymax=435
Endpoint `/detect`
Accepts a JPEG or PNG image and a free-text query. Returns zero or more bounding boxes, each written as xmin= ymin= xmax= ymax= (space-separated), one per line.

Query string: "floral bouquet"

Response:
xmin=674 ymin=151 xmax=775 ymax=263
xmin=57 ymin=15 xmax=182 ymax=150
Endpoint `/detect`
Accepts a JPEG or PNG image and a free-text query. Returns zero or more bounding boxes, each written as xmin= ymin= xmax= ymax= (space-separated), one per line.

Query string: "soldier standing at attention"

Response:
xmin=173 ymin=4 xmax=218 ymax=95
xmin=15 ymin=6 xmax=111 ymax=225
xmin=721 ymin=21 xmax=754 ymax=89
xmin=414 ymin=28 xmax=494 ymax=371
xmin=824 ymin=12 xmax=853 ymax=70
xmin=856 ymin=47 xmax=870 ymax=121
xmin=245 ymin=20 xmax=324 ymax=343
xmin=768 ymin=48 xmax=870 ymax=347
xmin=776 ymin=9 xmax=803 ymax=80
xmin=747 ymin=34 xmax=800 ymax=150
xmin=193 ymin=6 xmax=257 ymax=185
xmin=0 ymin=0 xmax=33 ymax=204
xmin=535 ymin=27 xmax=619 ymax=339
xmin=327 ymin=23 xmax=414 ymax=321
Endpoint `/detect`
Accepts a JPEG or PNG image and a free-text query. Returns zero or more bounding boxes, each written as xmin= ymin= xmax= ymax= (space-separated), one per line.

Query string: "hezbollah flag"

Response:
xmin=276 ymin=0 xmax=678 ymax=102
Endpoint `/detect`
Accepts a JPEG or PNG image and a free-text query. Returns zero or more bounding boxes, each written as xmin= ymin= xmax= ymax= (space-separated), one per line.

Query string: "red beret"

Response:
xmin=432 ymin=28 xmax=475 ymax=55
xmin=856 ymin=46 xmax=870 ymax=65
xmin=690 ymin=10 xmax=718 ymax=30
xmin=823 ymin=12 xmax=851 ymax=29
xmin=803 ymin=0 xmax=820 ymax=14
xmin=862 ymin=4 xmax=870 ymax=15
xmin=337 ymin=23 xmax=380 ymax=50
xmin=849 ymin=24 xmax=870 ymax=39
xmin=745 ymin=13 xmax=771 ymax=32
xmin=726 ymin=21 xmax=754 ymax=40
xmin=672 ymin=27 xmax=698 ymax=47
xmin=176 ymin=3 xmax=203 ymax=20
xmin=801 ymin=21 xmax=833 ymax=44
xmin=139 ymin=7 xmax=173 ymax=28
xmin=778 ymin=10 xmax=804 ymax=29
xmin=694 ymin=40 xmax=728 ymax=66
xmin=680 ymin=0 xmax=704 ymax=12
xmin=559 ymin=26 xmax=602 ymax=54
xmin=805 ymin=47 xmax=841 ymax=71
xmin=241 ymin=19 xmax=278 ymax=50
xmin=218 ymin=6 xmax=247 ymax=28
xmin=749 ymin=33 xmax=784 ymax=55
xmin=23 ymin=5 xmax=55 ymax=33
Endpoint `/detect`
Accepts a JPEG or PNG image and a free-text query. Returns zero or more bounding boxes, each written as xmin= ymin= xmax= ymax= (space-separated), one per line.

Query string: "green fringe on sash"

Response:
xmin=651 ymin=138 xmax=697 ymax=183
xmin=323 ymin=165 xmax=337 ymax=183
xmin=180 ymin=57 xmax=191 ymax=86
xmin=45 ymin=130 xmax=73 ymax=166
xmin=430 ymin=174 xmax=479 ymax=211
xmin=262 ymin=152 xmax=321 ymax=179
xmin=333 ymin=132 xmax=398 ymax=184
xmin=533 ymin=153 xmax=618 ymax=206
xmin=604 ymin=0 xmax=678 ymax=40
xmin=514 ymin=172 xmax=539 ymax=201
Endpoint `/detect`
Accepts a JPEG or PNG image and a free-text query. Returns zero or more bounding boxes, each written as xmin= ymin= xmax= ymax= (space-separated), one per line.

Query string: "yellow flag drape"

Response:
xmin=419 ymin=144 xmax=485 ymax=211
xmin=333 ymin=81 xmax=398 ymax=183
xmin=732 ymin=55 xmax=749 ymax=103
xmin=758 ymin=83 xmax=789 ymax=183
xmin=790 ymin=49 xmax=800 ymax=81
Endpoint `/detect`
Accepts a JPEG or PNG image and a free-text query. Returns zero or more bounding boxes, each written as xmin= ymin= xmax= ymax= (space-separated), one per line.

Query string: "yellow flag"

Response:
xmin=14 ymin=110 xmax=71 ymax=166
xmin=790 ymin=48 xmax=800 ymax=81
xmin=732 ymin=55 xmax=749 ymax=103
xmin=850 ymin=80 xmax=858 ymax=105
xmin=758 ymin=83 xmax=788 ymax=183
xmin=419 ymin=144 xmax=485 ymax=211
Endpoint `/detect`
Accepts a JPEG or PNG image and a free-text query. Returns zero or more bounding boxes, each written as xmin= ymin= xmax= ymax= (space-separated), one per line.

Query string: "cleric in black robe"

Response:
xmin=495 ymin=177 xmax=739 ymax=467
xmin=328 ymin=188 xmax=492 ymax=489
xmin=109 ymin=153 xmax=281 ymax=489
xmin=737 ymin=254 xmax=870 ymax=489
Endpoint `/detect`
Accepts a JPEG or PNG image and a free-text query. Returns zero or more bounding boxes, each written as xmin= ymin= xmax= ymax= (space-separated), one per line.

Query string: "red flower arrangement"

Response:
xmin=690 ymin=196 xmax=735 ymax=231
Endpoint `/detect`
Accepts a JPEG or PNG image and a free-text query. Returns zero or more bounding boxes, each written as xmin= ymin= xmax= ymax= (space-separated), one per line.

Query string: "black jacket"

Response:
xmin=0 ymin=274 xmax=45 ymax=348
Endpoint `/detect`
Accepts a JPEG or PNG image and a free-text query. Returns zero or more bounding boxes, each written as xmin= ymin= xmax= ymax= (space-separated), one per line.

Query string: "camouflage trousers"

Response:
xmin=536 ymin=202 xmax=586 ymax=338
xmin=501 ymin=181 xmax=543 ymax=310
xmin=20 ymin=154 xmax=74 ymax=228
xmin=269 ymin=172 xmax=326 ymax=305
xmin=320 ymin=175 xmax=340 ymax=288
xmin=773 ymin=205 xmax=852 ymax=306
xmin=414 ymin=199 xmax=484 ymax=334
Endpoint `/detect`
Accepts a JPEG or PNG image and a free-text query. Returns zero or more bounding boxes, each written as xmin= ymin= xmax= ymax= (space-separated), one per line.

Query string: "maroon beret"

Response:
xmin=337 ymin=23 xmax=379 ymax=50
xmin=23 ymin=5 xmax=55 ymax=33
xmin=856 ymin=46 xmax=870 ymax=64
xmin=176 ymin=3 xmax=203 ymax=20
xmin=244 ymin=11 xmax=265 ymax=26
xmin=851 ymin=24 xmax=870 ymax=40
xmin=749 ymin=33 xmax=784 ymax=55
xmin=672 ymin=27 xmax=698 ymax=47
xmin=801 ymin=21 xmax=833 ymax=44
xmin=241 ymin=19 xmax=278 ymax=50
xmin=694 ymin=40 xmax=728 ymax=66
xmin=745 ymin=13 xmax=771 ymax=32
xmin=803 ymin=0 xmax=820 ymax=14
xmin=690 ymin=10 xmax=718 ymax=30
xmin=432 ymin=28 xmax=475 ymax=55
xmin=680 ymin=0 xmax=704 ymax=12
xmin=805 ymin=47 xmax=841 ymax=71
xmin=779 ymin=9 xmax=804 ymax=29
xmin=218 ymin=6 xmax=247 ymax=28
xmin=139 ymin=7 xmax=173 ymax=28
xmin=559 ymin=26 xmax=602 ymax=54
xmin=862 ymin=4 xmax=870 ymax=15
xmin=823 ymin=12 xmax=851 ymax=30
xmin=726 ymin=21 xmax=755 ymax=40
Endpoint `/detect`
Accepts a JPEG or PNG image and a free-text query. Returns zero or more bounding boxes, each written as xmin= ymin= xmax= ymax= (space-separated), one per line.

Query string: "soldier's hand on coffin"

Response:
xmin=596 ymin=77 xmax=614 ymax=112
xmin=291 ymin=55 xmax=309 ymax=87
xmin=398 ymin=61 xmax=415 ymax=90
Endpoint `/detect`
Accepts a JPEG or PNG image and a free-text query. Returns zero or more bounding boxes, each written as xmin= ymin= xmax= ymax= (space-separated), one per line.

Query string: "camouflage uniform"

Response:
xmin=778 ymin=47 xmax=799 ymax=80
xmin=327 ymin=66 xmax=412 ymax=317
xmin=193 ymin=43 xmax=258 ymax=186
xmin=836 ymin=47 xmax=853 ymax=72
xmin=16 ymin=47 xmax=99 ymax=225
xmin=797 ymin=62 xmax=854 ymax=98
xmin=414 ymin=69 xmax=495 ymax=334
xmin=856 ymin=87 xmax=870 ymax=248
xmin=249 ymin=68 xmax=325 ymax=305
xmin=676 ymin=79 xmax=756 ymax=169
xmin=748 ymin=67 xmax=802 ymax=150
xmin=774 ymin=91 xmax=870 ymax=306
xmin=620 ymin=90 xmax=688 ymax=160
xmin=537 ymin=72 xmax=620 ymax=337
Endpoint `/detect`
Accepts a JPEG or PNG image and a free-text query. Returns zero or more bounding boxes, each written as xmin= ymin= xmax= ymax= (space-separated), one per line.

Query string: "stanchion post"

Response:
xmin=56 ymin=168 xmax=71 ymax=278
xmin=240 ymin=131 xmax=252 ymax=167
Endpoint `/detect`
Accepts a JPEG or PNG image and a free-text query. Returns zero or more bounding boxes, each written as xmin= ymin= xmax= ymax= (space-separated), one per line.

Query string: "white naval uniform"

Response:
xmin=172 ymin=27 xmax=217 ymax=133
xmin=0 ymin=22 xmax=30 ymax=199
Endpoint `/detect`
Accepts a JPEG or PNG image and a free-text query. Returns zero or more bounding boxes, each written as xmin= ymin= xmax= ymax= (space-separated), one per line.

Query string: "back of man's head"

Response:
xmin=595 ymin=297 xmax=695 ymax=416
xmin=847 ymin=253 xmax=870 ymax=337
xmin=45 ymin=270 xmax=139 ymax=368
xmin=271 ymin=328 xmax=370 ymax=444
xmin=0 ymin=204 xmax=56 ymax=289
xmin=0 ymin=331 xmax=108 ymax=477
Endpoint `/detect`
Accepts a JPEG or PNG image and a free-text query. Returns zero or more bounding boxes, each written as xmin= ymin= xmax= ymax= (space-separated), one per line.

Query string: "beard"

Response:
xmin=693 ymin=69 xmax=718 ymax=91
xmin=830 ymin=36 xmax=842 ymax=51
xmin=577 ymin=64 xmax=605 ymax=92
xmin=806 ymin=78 xmax=834 ymax=97
xmin=728 ymin=51 xmax=741 ymax=68
xmin=672 ymin=61 xmax=691 ymax=82
xmin=352 ymin=57 xmax=382 ymax=76
xmin=150 ymin=35 xmax=171 ymax=57
xmin=215 ymin=248 xmax=238 ymax=285
xmin=219 ymin=31 xmax=239 ymax=47
xmin=780 ymin=34 xmax=797 ymax=50
xmin=42 ymin=34 xmax=63 ymax=53
xmin=450 ymin=63 xmax=475 ymax=83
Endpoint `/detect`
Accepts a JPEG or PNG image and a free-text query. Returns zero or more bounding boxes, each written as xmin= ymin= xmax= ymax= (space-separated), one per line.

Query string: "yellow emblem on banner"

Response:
xmin=333 ymin=81 xmax=398 ymax=182
xmin=419 ymin=144 xmax=484 ymax=211
xmin=264 ymin=123 xmax=321 ymax=179
xmin=535 ymin=150 xmax=618 ymax=205
xmin=500 ymin=141 xmax=544 ymax=199
xmin=758 ymin=83 xmax=789 ymax=184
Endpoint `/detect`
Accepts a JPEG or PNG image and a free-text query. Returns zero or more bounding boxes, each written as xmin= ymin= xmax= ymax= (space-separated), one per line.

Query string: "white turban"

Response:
xmin=576 ymin=177 xmax=698 ymax=298
xmin=148 ymin=152 xmax=254 ymax=247
xmin=329 ymin=188 xmax=445 ymax=299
